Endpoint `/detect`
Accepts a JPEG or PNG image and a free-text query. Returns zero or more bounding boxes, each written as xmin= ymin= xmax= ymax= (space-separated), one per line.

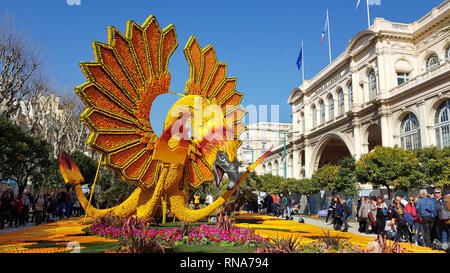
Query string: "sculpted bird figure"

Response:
xmin=58 ymin=15 xmax=270 ymax=222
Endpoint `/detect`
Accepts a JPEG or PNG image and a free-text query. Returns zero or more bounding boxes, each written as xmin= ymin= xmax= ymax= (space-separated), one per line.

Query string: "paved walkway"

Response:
xmin=290 ymin=214 xmax=377 ymax=238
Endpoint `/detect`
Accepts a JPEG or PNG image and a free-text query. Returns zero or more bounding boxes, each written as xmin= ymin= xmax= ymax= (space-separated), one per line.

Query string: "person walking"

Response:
xmin=20 ymin=193 xmax=30 ymax=226
xmin=278 ymin=193 xmax=287 ymax=218
xmin=358 ymin=197 xmax=371 ymax=234
xmin=406 ymin=197 xmax=424 ymax=246
xmin=341 ymin=198 xmax=352 ymax=232
xmin=264 ymin=192 xmax=273 ymax=215
xmin=368 ymin=196 xmax=377 ymax=233
xmin=285 ymin=195 xmax=292 ymax=220
xmin=325 ymin=196 xmax=335 ymax=224
xmin=375 ymin=196 xmax=387 ymax=236
xmin=333 ymin=196 xmax=344 ymax=231
xmin=272 ymin=194 xmax=278 ymax=216
xmin=415 ymin=189 xmax=437 ymax=248
xmin=393 ymin=200 xmax=410 ymax=242
xmin=34 ymin=193 xmax=45 ymax=226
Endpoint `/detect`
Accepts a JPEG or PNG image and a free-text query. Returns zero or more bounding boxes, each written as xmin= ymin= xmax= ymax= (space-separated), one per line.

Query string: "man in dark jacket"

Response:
xmin=264 ymin=193 xmax=273 ymax=215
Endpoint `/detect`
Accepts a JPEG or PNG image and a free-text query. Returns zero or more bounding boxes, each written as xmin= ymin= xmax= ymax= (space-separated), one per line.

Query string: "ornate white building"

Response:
xmin=260 ymin=0 xmax=450 ymax=181
xmin=237 ymin=122 xmax=292 ymax=172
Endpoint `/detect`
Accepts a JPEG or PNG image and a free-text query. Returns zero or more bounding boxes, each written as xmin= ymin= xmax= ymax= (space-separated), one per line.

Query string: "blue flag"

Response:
xmin=296 ymin=47 xmax=303 ymax=70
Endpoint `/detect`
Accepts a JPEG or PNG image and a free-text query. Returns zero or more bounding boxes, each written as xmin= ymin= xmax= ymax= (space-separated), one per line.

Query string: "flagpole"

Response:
xmin=327 ymin=9 xmax=332 ymax=64
xmin=366 ymin=0 xmax=371 ymax=28
xmin=301 ymin=40 xmax=304 ymax=83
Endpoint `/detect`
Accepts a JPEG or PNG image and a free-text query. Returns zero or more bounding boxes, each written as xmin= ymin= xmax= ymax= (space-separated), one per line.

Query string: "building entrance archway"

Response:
xmin=367 ymin=124 xmax=382 ymax=152
xmin=317 ymin=137 xmax=351 ymax=168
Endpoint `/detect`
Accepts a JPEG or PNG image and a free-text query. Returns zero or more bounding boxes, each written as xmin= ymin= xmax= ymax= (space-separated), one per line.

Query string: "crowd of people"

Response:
xmin=259 ymin=192 xmax=299 ymax=220
xmin=355 ymin=189 xmax=450 ymax=250
xmin=0 ymin=188 xmax=83 ymax=229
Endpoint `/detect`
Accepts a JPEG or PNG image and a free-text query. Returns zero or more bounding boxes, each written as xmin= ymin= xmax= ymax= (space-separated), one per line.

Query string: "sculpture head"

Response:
xmin=163 ymin=95 xmax=241 ymax=190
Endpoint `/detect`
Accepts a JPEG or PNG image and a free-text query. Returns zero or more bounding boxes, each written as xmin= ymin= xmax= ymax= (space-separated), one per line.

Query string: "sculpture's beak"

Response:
xmin=213 ymin=152 xmax=240 ymax=191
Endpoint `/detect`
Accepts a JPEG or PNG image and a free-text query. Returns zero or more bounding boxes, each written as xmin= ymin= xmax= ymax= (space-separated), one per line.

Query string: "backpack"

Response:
xmin=336 ymin=205 xmax=343 ymax=217
xmin=437 ymin=200 xmax=450 ymax=221
xmin=404 ymin=211 xmax=415 ymax=226
xmin=344 ymin=204 xmax=352 ymax=216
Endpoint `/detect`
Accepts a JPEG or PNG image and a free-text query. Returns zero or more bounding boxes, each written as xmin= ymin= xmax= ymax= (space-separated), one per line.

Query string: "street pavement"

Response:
xmin=291 ymin=214 xmax=377 ymax=238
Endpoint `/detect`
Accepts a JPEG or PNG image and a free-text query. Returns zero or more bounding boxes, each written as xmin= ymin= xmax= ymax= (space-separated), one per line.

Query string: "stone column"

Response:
xmin=416 ymin=100 xmax=429 ymax=147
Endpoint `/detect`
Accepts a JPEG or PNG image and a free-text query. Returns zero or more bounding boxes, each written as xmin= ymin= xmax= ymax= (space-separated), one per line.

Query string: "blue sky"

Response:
xmin=0 ymin=0 xmax=443 ymax=134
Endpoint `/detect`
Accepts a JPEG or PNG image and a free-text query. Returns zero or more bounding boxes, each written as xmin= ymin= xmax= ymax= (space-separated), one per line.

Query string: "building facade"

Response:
xmin=237 ymin=122 xmax=292 ymax=173
xmin=260 ymin=1 xmax=450 ymax=183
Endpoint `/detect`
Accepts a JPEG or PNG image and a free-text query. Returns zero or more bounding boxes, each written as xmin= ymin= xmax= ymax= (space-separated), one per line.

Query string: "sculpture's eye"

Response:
xmin=218 ymin=153 xmax=226 ymax=162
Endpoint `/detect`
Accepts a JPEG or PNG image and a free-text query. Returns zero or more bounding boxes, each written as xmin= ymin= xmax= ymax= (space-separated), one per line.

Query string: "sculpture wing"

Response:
xmin=182 ymin=37 xmax=247 ymax=188
xmin=75 ymin=16 xmax=177 ymax=189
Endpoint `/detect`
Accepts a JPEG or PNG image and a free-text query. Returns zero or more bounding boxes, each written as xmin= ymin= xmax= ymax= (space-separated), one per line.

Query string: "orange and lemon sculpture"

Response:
xmin=59 ymin=15 xmax=270 ymax=223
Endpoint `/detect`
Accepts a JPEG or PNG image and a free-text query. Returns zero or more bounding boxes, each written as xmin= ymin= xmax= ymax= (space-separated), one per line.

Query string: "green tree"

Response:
xmin=258 ymin=174 xmax=284 ymax=193
xmin=336 ymin=156 xmax=359 ymax=196
xmin=0 ymin=115 xmax=52 ymax=194
xmin=355 ymin=146 xmax=422 ymax=196
xmin=311 ymin=164 xmax=340 ymax=193
xmin=414 ymin=146 xmax=450 ymax=190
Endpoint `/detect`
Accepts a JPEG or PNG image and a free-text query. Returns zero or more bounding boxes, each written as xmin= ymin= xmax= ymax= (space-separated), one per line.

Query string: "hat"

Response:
xmin=444 ymin=190 xmax=450 ymax=196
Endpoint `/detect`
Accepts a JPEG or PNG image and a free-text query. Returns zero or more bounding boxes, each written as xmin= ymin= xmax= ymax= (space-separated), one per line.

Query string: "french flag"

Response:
xmin=320 ymin=14 xmax=328 ymax=45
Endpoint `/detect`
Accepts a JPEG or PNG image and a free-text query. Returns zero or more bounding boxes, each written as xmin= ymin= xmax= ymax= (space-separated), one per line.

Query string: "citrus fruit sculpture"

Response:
xmin=58 ymin=15 xmax=270 ymax=222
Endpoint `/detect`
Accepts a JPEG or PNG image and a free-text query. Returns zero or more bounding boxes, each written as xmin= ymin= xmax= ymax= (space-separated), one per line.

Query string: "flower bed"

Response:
xmin=89 ymin=223 xmax=268 ymax=248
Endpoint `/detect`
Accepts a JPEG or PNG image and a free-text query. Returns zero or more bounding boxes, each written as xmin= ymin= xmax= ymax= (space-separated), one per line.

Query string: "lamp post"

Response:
xmin=242 ymin=147 xmax=263 ymax=164
xmin=277 ymin=130 xmax=299 ymax=179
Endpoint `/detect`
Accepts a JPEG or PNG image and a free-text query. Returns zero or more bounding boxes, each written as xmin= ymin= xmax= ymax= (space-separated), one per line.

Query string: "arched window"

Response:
xmin=399 ymin=113 xmax=421 ymax=150
xmin=320 ymin=100 xmax=325 ymax=125
xmin=348 ymin=83 xmax=353 ymax=108
xmin=274 ymin=161 xmax=279 ymax=176
xmin=426 ymin=54 xmax=440 ymax=70
xmin=328 ymin=96 xmax=334 ymax=120
xmin=368 ymin=70 xmax=377 ymax=100
xmin=446 ymin=46 xmax=450 ymax=62
xmin=434 ymin=100 xmax=450 ymax=148
xmin=262 ymin=165 xmax=266 ymax=174
xmin=312 ymin=105 xmax=317 ymax=128
xmin=338 ymin=89 xmax=344 ymax=115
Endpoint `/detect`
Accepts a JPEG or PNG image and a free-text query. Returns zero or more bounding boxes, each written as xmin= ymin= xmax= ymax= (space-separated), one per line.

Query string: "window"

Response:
xmin=348 ymin=83 xmax=353 ymax=108
xmin=397 ymin=72 xmax=410 ymax=85
xmin=426 ymin=54 xmax=439 ymax=70
xmin=434 ymin=100 xmax=450 ymax=148
xmin=320 ymin=101 xmax=325 ymax=125
xmin=369 ymin=70 xmax=377 ymax=100
xmin=400 ymin=113 xmax=421 ymax=150
xmin=328 ymin=96 xmax=334 ymax=120
xmin=312 ymin=105 xmax=317 ymax=128
xmin=338 ymin=90 xmax=344 ymax=115
xmin=446 ymin=46 xmax=450 ymax=62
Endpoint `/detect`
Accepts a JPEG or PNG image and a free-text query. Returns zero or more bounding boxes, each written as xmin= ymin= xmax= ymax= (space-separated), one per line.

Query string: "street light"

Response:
xmin=242 ymin=146 xmax=264 ymax=164
xmin=277 ymin=130 xmax=299 ymax=179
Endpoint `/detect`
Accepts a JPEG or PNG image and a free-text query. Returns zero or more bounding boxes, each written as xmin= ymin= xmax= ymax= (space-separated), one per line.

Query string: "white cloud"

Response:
xmin=66 ymin=0 xmax=81 ymax=6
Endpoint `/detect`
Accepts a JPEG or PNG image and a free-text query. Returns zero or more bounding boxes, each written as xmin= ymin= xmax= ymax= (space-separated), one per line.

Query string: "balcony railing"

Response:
xmin=389 ymin=61 xmax=450 ymax=97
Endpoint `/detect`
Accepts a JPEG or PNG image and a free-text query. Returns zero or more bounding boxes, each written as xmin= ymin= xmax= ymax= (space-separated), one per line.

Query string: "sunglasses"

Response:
xmin=435 ymin=192 xmax=441 ymax=194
